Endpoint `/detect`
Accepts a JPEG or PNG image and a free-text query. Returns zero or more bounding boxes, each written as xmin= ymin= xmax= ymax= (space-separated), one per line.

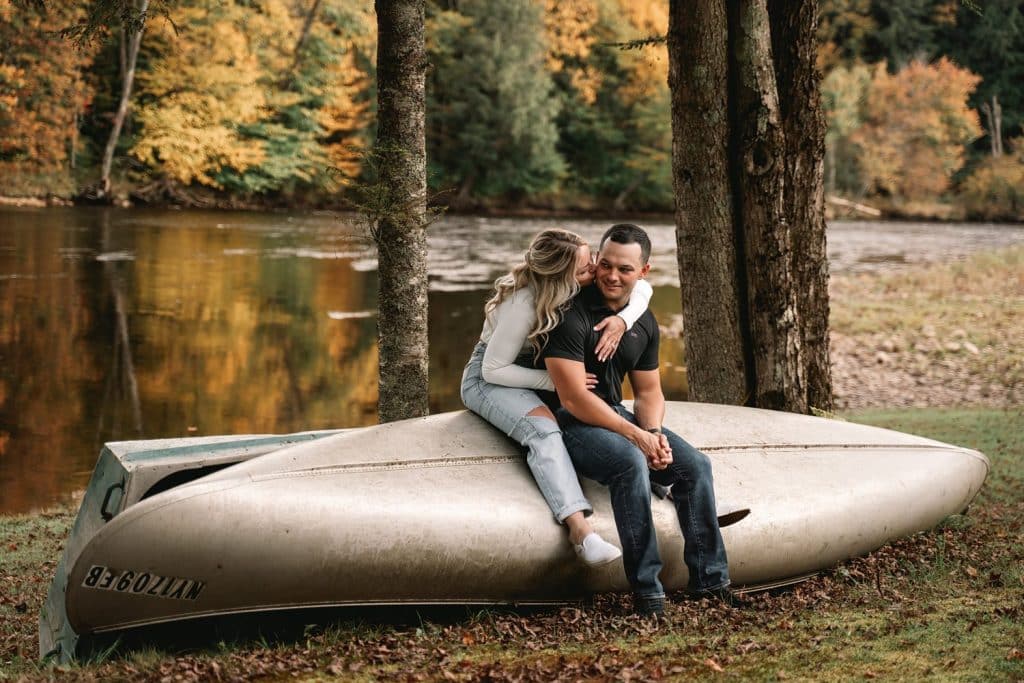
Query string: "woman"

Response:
xmin=460 ymin=229 xmax=653 ymax=566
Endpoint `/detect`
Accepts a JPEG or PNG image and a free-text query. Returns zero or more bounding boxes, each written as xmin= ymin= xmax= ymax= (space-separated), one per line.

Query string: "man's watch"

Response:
xmin=645 ymin=427 xmax=662 ymax=434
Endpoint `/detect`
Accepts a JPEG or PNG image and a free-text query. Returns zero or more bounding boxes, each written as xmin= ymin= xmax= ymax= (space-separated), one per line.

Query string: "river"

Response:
xmin=1 ymin=207 xmax=1022 ymax=514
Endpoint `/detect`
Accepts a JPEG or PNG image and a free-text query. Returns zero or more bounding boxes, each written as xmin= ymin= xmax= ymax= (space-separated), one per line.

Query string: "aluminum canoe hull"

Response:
xmin=59 ymin=403 xmax=989 ymax=636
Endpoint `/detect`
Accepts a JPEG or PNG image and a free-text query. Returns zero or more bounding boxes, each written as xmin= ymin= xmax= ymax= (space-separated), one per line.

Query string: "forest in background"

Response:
xmin=1 ymin=0 xmax=1022 ymax=219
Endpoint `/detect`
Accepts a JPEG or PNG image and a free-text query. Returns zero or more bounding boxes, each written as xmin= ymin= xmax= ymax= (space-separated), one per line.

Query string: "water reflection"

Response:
xmin=1 ymin=207 xmax=1022 ymax=514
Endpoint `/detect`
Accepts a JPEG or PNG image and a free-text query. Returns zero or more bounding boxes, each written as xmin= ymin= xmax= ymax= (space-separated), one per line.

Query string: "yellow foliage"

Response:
xmin=131 ymin=4 xmax=267 ymax=187
xmin=316 ymin=4 xmax=376 ymax=182
xmin=613 ymin=0 xmax=668 ymax=105
xmin=959 ymin=151 xmax=1024 ymax=221
xmin=852 ymin=58 xmax=982 ymax=201
xmin=131 ymin=0 xmax=375 ymax=188
xmin=543 ymin=0 xmax=601 ymax=103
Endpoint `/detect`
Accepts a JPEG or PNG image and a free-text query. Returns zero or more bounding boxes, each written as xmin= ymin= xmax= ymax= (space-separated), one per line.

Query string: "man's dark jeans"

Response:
xmin=556 ymin=404 xmax=730 ymax=599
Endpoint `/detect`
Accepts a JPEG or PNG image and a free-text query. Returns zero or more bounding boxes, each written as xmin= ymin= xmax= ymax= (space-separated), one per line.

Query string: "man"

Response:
xmin=542 ymin=223 xmax=744 ymax=616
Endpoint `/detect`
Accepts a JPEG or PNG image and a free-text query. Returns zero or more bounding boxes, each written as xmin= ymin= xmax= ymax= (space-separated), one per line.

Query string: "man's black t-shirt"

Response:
xmin=541 ymin=284 xmax=659 ymax=406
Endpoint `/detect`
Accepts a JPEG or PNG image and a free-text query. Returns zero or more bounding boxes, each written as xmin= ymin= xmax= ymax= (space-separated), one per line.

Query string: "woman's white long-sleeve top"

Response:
xmin=478 ymin=280 xmax=654 ymax=391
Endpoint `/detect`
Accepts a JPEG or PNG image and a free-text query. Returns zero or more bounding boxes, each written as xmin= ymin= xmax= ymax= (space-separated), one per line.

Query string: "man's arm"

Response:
xmin=628 ymin=368 xmax=672 ymax=469
xmin=546 ymin=358 xmax=669 ymax=466
xmin=628 ymin=368 xmax=665 ymax=432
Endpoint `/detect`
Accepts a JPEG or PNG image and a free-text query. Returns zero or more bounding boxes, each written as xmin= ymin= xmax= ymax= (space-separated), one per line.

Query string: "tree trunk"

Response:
xmin=374 ymin=0 xmax=429 ymax=422
xmin=769 ymin=0 xmax=833 ymax=412
xmin=668 ymin=0 xmax=831 ymax=413
xmin=667 ymin=0 xmax=749 ymax=405
xmin=286 ymin=0 xmax=324 ymax=83
xmin=730 ymin=0 xmax=806 ymax=412
xmin=99 ymin=0 xmax=149 ymax=198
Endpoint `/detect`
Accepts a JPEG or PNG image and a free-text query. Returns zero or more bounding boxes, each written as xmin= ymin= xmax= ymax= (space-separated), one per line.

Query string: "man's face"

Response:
xmin=595 ymin=240 xmax=650 ymax=307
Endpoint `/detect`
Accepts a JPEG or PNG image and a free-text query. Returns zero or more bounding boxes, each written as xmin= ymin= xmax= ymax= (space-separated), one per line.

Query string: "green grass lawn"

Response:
xmin=2 ymin=408 xmax=1022 ymax=681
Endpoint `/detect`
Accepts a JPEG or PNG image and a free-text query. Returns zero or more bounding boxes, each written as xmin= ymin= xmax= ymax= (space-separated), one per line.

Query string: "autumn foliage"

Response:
xmin=852 ymin=58 xmax=982 ymax=201
xmin=0 ymin=1 xmax=98 ymax=183
xmin=0 ymin=0 xmax=1020 ymax=212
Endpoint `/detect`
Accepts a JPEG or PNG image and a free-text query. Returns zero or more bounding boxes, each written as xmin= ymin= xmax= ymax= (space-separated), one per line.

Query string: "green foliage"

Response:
xmin=426 ymin=0 xmax=564 ymax=201
xmin=943 ymin=0 xmax=1024 ymax=140
xmin=865 ymin=0 xmax=951 ymax=69
xmin=821 ymin=62 xmax=872 ymax=194
xmin=818 ymin=0 xmax=877 ymax=71
xmin=549 ymin=0 xmax=672 ymax=210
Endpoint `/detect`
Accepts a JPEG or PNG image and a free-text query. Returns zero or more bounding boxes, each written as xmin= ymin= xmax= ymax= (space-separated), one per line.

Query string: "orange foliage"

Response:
xmin=852 ymin=58 xmax=982 ymax=200
xmin=543 ymin=0 xmax=601 ymax=103
xmin=0 ymin=1 xmax=97 ymax=178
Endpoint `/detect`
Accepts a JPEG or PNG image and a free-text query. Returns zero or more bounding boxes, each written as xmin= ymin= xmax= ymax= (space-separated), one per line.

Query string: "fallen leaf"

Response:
xmin=704 ymin=658 xmax=724 ymax=673
xmin=1008 ymin=649 xmax=1024 ymax=661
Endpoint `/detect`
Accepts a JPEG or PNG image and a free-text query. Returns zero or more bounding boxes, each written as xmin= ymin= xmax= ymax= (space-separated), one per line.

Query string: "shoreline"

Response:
xmin=3 ymin=192 xmax=1021 ymax=225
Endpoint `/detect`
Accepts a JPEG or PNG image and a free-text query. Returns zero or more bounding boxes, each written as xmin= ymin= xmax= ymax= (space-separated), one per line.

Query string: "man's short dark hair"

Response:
xmin=599 ymin=223 xmax=651 ymax=264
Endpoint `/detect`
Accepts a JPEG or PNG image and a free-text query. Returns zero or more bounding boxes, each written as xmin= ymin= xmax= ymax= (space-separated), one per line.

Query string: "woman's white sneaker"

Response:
xmin=573 ymin=532 xmax=622 ymax=567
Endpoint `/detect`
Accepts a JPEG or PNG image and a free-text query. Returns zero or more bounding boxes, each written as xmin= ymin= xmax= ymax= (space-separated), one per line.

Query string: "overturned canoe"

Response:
xmin=40 ymin=402 xmax=988 ymax=661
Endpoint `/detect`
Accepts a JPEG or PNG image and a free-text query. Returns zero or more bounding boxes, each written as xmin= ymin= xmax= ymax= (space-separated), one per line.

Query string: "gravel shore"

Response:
xmin=830 ymin=246 xmax=1023 ymax=410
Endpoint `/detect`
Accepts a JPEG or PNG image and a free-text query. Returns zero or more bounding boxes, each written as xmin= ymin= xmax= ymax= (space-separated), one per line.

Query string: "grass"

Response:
xmin=1 ymin=407 xmax=1022 ymax=681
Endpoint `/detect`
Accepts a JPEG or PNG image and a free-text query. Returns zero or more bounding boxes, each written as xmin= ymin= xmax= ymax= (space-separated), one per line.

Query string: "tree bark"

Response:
xmin=667 ymin=0 xmax=749 ymax=405
xmin=769 ymin=0 xmax=833 ymax=412
xmin=730 ymin=0 xmax=806 ymax=412
xmin=668 ymin=0 xmax=830 ymax=413
xmin=99 ymin=0 xmax=148 ymax=198
xmin=374 ymin=0 xmax=429 ymax=422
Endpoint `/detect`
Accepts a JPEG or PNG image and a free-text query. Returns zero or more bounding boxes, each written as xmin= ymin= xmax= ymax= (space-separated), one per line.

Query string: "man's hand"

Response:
xmin=593 ymin=315 xmax=626 ymax=362
xmin=631 ymin=429 xmax=672 ymax=470
xmin=651 ymin=433 xmax=673 ymax=469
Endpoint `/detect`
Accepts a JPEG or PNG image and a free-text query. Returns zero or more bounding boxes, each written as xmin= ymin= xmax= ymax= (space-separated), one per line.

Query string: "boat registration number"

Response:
xmin=81 ymin=565 xmax=205 ymax=601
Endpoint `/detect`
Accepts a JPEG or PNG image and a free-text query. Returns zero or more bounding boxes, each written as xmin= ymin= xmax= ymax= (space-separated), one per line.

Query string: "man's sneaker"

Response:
xmin=573 ymin=532 xmax=622 ymax=567
xmin=689 ymin=586 xmax=752 ymax=609
xmin=716 ymin=501 xmax=751 ymax=528
xmin=633 ymin=594 xmax=665 ymax=617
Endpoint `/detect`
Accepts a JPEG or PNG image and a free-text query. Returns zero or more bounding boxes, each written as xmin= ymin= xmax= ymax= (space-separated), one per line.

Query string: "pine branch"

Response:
xmin=605 ymin=35 xmax=666 ymax=51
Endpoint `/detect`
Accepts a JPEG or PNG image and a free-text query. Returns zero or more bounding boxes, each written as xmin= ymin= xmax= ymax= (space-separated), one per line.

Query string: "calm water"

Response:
xmin=2 ymin=207 xmax=1022 ymax=514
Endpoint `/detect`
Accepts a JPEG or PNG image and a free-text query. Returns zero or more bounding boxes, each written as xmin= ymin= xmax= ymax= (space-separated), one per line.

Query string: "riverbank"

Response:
xmin=2 ymin=408 xmax=1021 ymax=680
xmin=830 ymin=245 xmax=1023 ymax=410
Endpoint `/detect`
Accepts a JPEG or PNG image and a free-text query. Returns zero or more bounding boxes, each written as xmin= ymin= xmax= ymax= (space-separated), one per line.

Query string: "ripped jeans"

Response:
xmin=460 ymin=341 xmax=592 ymax=522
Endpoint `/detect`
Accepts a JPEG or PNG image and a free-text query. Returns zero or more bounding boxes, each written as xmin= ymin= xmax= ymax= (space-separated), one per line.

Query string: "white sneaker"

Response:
xmin=573 ymin=532 xmax=622 ymax=567
xmin=717 ymin=501 xmax=751 ymax=527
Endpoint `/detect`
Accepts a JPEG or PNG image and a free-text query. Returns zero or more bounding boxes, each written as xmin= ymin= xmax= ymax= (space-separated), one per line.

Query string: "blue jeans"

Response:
xmin=461 ymin=342 xmax=592 ymax=522
xmin=557 ymin=404 xmax=730 ymax=598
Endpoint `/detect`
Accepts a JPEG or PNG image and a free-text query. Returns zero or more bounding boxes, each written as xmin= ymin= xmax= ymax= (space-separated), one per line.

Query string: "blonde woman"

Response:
xmin=460 ymin=229 xmax=653 ymax=566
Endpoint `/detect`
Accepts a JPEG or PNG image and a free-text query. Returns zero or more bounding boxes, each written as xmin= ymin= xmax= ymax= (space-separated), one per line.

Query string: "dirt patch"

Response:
xmin=830 ymin=246 xmax=1024 ymax=410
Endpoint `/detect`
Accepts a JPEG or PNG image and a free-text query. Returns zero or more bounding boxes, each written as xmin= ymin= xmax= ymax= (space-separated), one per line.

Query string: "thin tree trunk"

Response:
xmin=668 ymin=0 xmax=748 ymax=405
xmin=99 ymin=0 xmax=149 ymax=197
xmin=730 ymin=0 xmax=806 ymax=412
xmin=289 ymin=0 xmax=323 ymax=77
xmin=769 ymin=0 xmax=833 ymax=412
xmin=374 ymin=0 xmax=429 ymax=422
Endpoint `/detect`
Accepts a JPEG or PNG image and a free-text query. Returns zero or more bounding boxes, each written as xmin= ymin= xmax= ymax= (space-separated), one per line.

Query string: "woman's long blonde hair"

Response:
xmin=484 ymin=229 xmax=586 ymax=360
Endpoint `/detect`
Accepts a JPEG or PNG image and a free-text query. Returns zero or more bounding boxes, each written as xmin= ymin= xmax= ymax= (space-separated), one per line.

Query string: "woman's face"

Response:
xmin=573 ymin=243 xmax=596 ymax=286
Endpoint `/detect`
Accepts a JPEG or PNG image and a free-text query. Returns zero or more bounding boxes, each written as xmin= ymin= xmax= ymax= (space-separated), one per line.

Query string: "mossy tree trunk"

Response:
xmin=668 ymin=0 xmax=828 ymax=413
xmin=374 ymin=0 xmax=429 ymax=422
